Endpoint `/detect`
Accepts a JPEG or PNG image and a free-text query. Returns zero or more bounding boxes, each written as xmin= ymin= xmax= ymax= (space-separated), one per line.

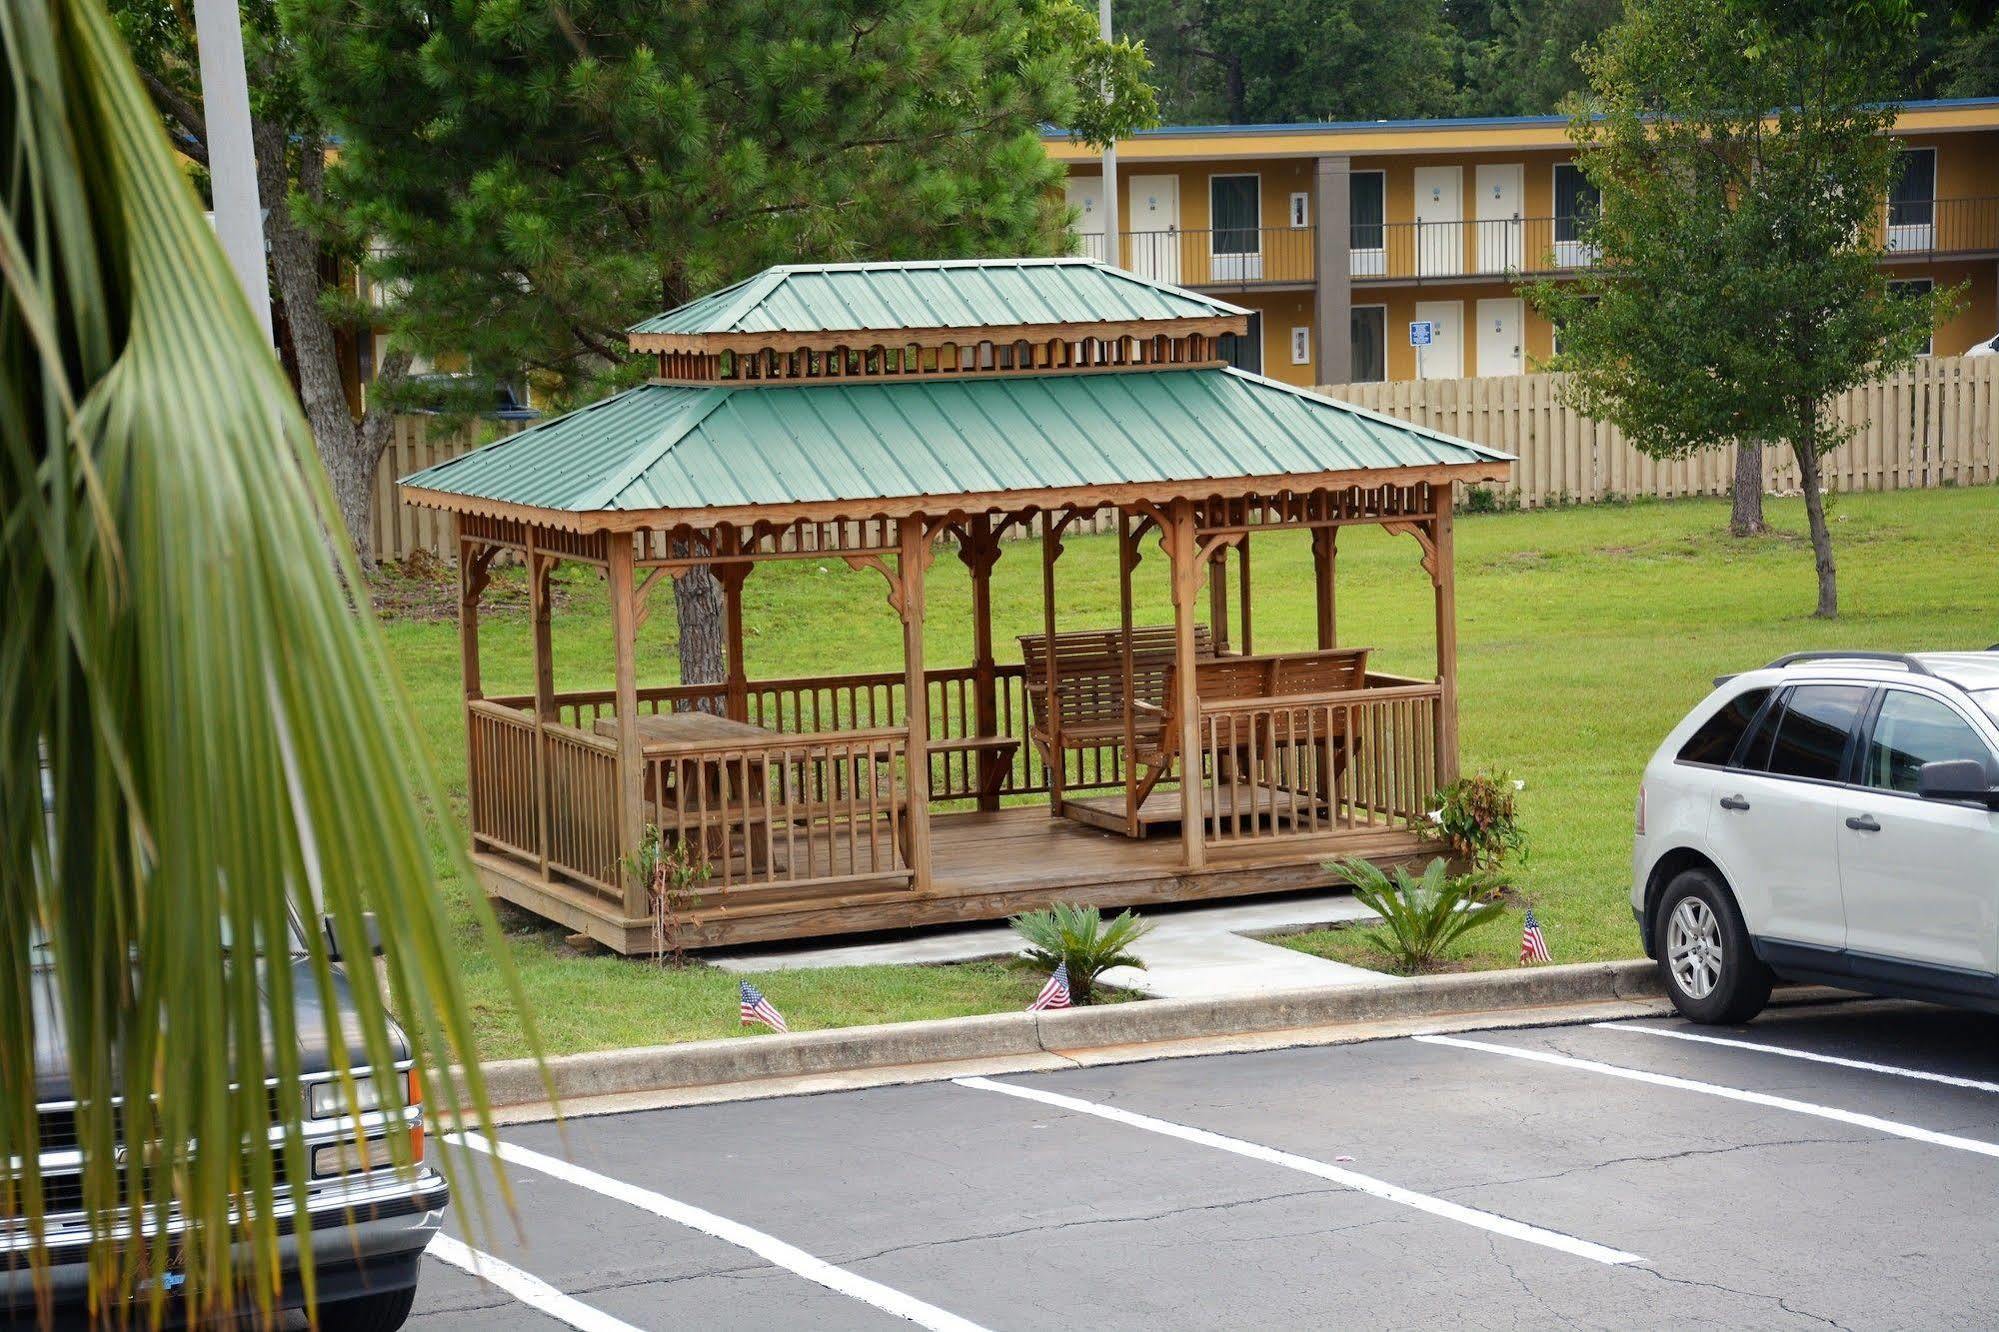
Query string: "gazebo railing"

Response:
xmin=466 ymin=700 xmax=623 ymax=898
xmin=642 ymin=728 xmax=913 ymax=902
xmin=1195 ymin=679 xmax=1442 ymax=847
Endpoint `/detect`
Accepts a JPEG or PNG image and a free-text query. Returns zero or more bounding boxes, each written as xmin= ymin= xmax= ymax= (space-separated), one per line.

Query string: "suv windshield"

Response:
xmin=1977 ymin=689 xmax=1999 ymax=728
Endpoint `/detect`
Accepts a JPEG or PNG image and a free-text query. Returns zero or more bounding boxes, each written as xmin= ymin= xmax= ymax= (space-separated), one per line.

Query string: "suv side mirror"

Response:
xmin=322 ymin=912 xmax=384 ymax=963
xmin=1916 ymin=759 xmax=1999 ymax=808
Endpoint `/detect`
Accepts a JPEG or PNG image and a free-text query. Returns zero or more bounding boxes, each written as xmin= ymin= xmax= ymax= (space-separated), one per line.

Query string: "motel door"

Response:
xmin=1476 ymin=298 xmax=1523 ymax=377
xmin=1415 ymin=300 xmax=1463 ymax=378
xmin=1128 ymin=175 xmax=1181 ymax=284
xmin=1064 ymin=178 xmax=1105 ymax=264
xmin=1475 ymin=164 xmax=1523 ymax=273
xmin=1413 ymin=166 xmax=1463 ymax=277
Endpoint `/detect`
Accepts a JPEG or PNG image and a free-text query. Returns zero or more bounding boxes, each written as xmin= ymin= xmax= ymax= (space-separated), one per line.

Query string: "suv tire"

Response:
xmin=319 ymin=1284 xmax=417 ymax=1332
xmin=1655 ymin=867 xmax=1772 ymax=1024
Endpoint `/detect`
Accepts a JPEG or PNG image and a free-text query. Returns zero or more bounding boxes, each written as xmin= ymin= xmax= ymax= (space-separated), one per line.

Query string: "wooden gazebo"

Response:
xmin=401 ymin=259 xmax=1511 ymax=953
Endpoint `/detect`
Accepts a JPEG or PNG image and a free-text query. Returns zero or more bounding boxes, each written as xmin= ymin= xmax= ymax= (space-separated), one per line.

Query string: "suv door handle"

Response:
xmin=1845 ymin=814 xmax=1881 ymax=833
xmin=1719 ymin=794 xmax=1751 ymax=811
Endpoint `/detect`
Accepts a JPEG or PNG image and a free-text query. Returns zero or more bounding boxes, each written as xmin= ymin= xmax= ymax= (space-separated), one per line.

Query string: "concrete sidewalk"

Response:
xmin=708 ymin=889 xmax=1392 ymax=998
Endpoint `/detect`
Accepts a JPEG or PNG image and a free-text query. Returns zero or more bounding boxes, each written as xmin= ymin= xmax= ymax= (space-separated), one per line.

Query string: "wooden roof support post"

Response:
xmin=607 ymin=533 xmax=647 ymax=917
xmin=527 ymin=527 xmax=557 ymax=877
xmin=718 ymin=562 xmax=751 ymax=723
xmin=959 ymin=514 xmax=1003 ymax=811
xmin=1040 ymin=511 xmax=1066 ymax=818
xmin=898 ymin=516 xmax=934 ymax=890
xmin=1312 ymin=525 xmax=1338 ymax=649
xmin=1118 ymin=509 xmax=1140 ymax=836
xmin=1207 ymin=543 xmax=1229 ymax=654
xmin=1166 ymin=497 xmax=1207 ymax=870
xmin=1237 ymin=530 xmax=1253 ymax=655
xmin=1430 ymin=484 xmax=1461 ymax=788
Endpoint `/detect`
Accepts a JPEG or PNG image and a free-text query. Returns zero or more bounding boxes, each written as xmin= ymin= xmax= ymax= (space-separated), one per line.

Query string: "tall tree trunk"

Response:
xmin=1793 ymin=435 xmax=1838 ymax=620
xmin=1730 ymin=439 xmax=1766 ymax=536
xmin=255 ymin=121 xmax=409 ymax=569
xmin=668 ymin=543 xmax=727 ymax=703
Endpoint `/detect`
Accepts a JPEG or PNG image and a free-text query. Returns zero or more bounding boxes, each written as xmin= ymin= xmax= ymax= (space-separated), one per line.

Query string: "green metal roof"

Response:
xmin=627 ymin=259 xmax=1249 ymax=338
xmin=403 ymin=368 xmax=1510 ymax=516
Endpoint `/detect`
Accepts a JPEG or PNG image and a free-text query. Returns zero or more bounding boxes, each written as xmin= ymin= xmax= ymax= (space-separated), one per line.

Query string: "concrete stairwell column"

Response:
xmin=1314 ymin=156 xmax=1353 ymax=387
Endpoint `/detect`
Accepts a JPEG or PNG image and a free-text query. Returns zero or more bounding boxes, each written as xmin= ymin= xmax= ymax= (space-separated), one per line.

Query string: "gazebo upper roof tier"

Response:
xmin=625 ymin=258 xmax=1252 ymax=354
xmin=400 ymin=365 xmax=1512 ymax=531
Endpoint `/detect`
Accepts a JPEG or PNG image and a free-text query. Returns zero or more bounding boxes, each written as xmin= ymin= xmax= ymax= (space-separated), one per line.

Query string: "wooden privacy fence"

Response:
xmin=1318 ymin=354 xmax=1999 ymax=508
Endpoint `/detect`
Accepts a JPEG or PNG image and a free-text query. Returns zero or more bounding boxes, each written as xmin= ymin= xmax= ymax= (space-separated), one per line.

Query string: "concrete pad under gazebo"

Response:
xmin=401 ymin=258 xmax=1513 ymax=954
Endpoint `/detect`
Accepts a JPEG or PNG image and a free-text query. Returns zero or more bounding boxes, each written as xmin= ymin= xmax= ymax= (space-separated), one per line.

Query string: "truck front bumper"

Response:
xmin=1 ymin=1173 xmax=450 ymax=1323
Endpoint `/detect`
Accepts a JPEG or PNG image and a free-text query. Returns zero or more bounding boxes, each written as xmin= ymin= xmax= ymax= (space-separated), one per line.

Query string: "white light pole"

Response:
xmin=1099 ymin=0 xmax=1119 ymax=266
xmin=193 ymin=0 xmax=271 ymax=340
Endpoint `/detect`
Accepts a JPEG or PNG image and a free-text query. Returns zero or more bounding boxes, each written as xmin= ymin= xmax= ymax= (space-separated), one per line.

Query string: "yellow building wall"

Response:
xmin=1346 ymin=283 xmax=1559 ymax=382
xmin=1065 ymin=158 xmax=1321 ymax=237
xmin=1230 ymin=290 xmax=1319 ymax=386
xmin=1925 ymin=258 xmax=1998 ymax=353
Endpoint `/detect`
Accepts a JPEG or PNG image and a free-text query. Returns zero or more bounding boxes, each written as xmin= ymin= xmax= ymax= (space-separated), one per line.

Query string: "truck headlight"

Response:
xmin=308 ymin=1074 xmax=387 ymax=1119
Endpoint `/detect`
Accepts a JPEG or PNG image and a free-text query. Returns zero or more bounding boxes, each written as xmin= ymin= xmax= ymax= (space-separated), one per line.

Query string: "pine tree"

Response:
xmin=283 ymin=0 xmax=1155 ymax=686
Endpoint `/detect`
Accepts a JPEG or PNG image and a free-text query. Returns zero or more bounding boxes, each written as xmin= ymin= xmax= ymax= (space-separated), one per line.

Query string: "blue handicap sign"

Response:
xmin=1409 ymin=320 xmax=1434 ymax=348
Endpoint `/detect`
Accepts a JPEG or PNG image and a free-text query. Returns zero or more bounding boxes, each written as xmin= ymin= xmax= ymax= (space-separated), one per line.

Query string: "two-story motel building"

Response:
xmin=1046 ymin=99 xmax=1999 ymax=388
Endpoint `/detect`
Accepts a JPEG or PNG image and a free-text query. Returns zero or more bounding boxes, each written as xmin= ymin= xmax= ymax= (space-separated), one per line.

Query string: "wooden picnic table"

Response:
xmin=594 ymin=711 xmax=777 ymax=751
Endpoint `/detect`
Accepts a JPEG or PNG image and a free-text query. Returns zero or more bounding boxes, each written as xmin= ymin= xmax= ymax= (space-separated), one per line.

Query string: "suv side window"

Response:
xmin=1678 ymin=687 xmax=1772 ymax=766
xmin=1762 ymin=684 xmax=1871 ymax=782
xmin=1862 ymin=690 xmax=1996 ymax=793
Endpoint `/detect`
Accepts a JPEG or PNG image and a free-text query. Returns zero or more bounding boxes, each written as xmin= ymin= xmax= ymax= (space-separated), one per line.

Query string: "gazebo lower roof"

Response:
xmin=400 ymin=366 xmax=1512 ymax=530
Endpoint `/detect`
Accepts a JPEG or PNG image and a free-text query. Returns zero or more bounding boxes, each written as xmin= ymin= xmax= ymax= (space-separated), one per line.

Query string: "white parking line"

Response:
xmin=1416 ymin=1034 xmax=1999 ymax=1159
xmin=426 ymin=1233 xmax=641 ymax=1332
xmin=1591 ymin=1023 xmax=1999 ymax=1093
xmin=448 ymin=1132 xmax=990 ymax=1332
xmin=952 ymin=1075 xmax=1643 ymax=1266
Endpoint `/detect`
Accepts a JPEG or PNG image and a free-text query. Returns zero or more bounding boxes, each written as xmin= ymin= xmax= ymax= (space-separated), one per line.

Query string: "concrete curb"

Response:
xmin=474 ymin=959 xmax=1662 ymax=1112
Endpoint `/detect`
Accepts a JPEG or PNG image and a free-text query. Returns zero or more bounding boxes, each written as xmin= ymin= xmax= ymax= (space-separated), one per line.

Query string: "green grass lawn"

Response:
xmin=384 ymin=487 xmax=1999 ymax=1057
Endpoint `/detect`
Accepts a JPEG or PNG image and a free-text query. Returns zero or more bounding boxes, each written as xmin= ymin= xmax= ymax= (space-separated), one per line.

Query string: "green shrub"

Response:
xmin=1328 ymin=856 xmax=1505 ymax=975
xmin=1425 ymin=771 xmax=1528 ymax=880
xmin=1008 ymin=902 xmax=1151 ymax=1003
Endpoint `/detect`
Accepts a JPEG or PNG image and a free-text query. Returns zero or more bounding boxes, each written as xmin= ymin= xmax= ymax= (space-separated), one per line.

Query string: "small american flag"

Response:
xmin=1520 ymin=909 xmax=1552 ymax=965
xmin=1028 ymin=962 xmax=1072 ymax=1012
xmin=739 ymin=980 xmax=788 ymax=1033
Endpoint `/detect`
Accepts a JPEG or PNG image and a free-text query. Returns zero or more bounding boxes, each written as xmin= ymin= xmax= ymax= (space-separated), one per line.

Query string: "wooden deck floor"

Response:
xmin=476 ymin=804 xmax=1437 ymax=953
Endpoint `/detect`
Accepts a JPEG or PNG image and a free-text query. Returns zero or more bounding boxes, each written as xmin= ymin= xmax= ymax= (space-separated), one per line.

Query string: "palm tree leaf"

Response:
xmin=1 ymin=2 xmax=531 ymax=1321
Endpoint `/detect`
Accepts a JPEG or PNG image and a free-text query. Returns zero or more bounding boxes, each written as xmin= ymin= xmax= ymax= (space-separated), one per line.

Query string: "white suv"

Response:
xmin=1633 ymin=650 xmax=1999 ymax=1023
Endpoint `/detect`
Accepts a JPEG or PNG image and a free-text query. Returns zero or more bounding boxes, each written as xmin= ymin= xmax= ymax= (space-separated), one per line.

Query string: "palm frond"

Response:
xmin=0 ymin=2 xmax=530 ymax=1322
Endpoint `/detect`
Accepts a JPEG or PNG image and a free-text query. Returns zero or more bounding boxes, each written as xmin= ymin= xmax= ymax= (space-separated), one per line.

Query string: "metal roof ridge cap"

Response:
xmin=1091 ymin=263 xmax=1252 ymax=316
xmin=1213 ymin=366 xmax=1516 ymax=461
xmin=577 ymin=386 xmax=735 ymax=511
xmin=706 ymin=268 xmax=795 ymax=333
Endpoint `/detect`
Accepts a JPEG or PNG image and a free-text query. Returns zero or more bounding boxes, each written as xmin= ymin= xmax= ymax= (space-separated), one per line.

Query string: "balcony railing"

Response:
xmin=1071 ymin=196 xmax=1999 ymax=289
xmin=1076 ymin=227 xmax=1317 ymax=287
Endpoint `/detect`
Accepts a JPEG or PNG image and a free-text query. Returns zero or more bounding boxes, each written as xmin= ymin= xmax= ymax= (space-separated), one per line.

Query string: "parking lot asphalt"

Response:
xmin=407 ymin=998 xmax=1999 ymax=1330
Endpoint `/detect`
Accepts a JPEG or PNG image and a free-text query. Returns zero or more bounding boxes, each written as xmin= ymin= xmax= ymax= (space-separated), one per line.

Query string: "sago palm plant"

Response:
xmin=1008 ymin=903 xmax=1151 ymax=1003
xmin=1329 ymin=857 xmax=1505 ymax=975
xmin=0 ymin=2 xmax=526 ymax=1324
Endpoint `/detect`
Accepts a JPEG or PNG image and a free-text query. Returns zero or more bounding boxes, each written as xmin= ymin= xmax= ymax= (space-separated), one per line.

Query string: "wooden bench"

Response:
xmin=1133 ymin=648 xmax=1373 ymax=796
xmin=928 ymin=734 xmax=1022 ymax=803
xmin=1018 ymin=624 xmax=1216 ymax=762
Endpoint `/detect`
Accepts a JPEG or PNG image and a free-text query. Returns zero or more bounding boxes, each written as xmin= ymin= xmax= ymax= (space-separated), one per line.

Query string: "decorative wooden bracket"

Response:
xmin=460 ymin=544 xmax=498 ymax=607
xmin=1383 ymin=519 xmax=1441 ymax=585
xmin=843 ymin=552 xmax=909 ymax=621
xmin=1043 ymin=508 xmax=1084 ymax=564
xmin=632 ymin=566 xmax=670 ymax=632
xmin=1197 ymin=530 xmax=1245 ymax=568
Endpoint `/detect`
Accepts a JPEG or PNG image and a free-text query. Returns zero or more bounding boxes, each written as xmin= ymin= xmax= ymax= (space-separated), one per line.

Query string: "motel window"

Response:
xmin=1350 ymin=172 xmax=1385 ymax=252
xmin=1890 ymin=149 xmax=1936 ymax=229
xmin=1218 ymin=309 xmax=1264 ymax=374
xmin=1211 ymin=176 xmax=1261 ymax=255
xmin=1350 ymin=306 xmax=1386 ymax=383
xmin=1889 ymin=278 xmax=1934 ymax=355
xmin=1554 ymin=163 xmax=1599 ymax=243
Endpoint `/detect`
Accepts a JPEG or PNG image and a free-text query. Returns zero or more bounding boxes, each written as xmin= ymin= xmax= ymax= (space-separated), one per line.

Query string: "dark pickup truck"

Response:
xmin=5 ymin=918 xmax=449 ymax=1329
